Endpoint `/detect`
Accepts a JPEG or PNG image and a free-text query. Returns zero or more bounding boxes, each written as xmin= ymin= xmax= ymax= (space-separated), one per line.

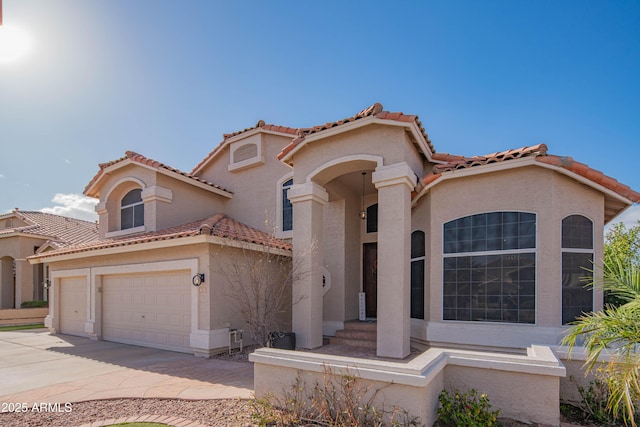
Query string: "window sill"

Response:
xmin=105 ymin=225 xmax=146 ymax=238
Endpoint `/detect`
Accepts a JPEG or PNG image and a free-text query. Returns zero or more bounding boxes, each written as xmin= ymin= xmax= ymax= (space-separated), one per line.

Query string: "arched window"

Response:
xmin=121 ymin=189 xmax=144 ymax=230
xmin=562 ymin=215 xmax=594 ymax=324
xmin=411 ymin=230 xmax=426 ymax=319
xmin=282 ymin=179 xmax=293 ymax=232
xmin=443 ymin=211 xmax=536 ymax=324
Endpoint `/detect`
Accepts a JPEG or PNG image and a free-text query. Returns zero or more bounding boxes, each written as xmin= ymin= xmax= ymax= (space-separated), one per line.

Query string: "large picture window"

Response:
xmin=562 ymin=215 xmax=593 ymax=324
xmin=411 ymin=231 xmax=425 ymax=319
xmin=443 ymin=212 xmax=536 ymax=324
xmin=121 ymin=188 xmax=144 ymax=230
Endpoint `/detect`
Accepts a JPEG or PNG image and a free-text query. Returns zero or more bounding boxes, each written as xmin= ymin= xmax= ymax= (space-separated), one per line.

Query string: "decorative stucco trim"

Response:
xmin=141 ymin=185 xmax=173 ymax=203
xmin=372 ymin=162 xmax=417 ymax=190
xmin=306 ymin=154 xmax=384 ymax=185
xmin=288 ymin=182 xmax=329 ymax=205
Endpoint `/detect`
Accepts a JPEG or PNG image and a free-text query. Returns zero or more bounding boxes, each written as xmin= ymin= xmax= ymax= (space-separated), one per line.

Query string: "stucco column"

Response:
xmin=288 ymin=181 xmax=328 ymax=349
xmin=372 ymin=162 xmax=417 ymax=359
xmin=15 ymin=259 xmax=34 ymax=307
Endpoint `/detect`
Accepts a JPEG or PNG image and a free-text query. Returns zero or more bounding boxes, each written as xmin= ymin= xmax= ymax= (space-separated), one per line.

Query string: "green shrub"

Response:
xmin=436 ymin=388 xmax=499 ymax=427
xmin=20 ymin=300 xmax=48 ymax=308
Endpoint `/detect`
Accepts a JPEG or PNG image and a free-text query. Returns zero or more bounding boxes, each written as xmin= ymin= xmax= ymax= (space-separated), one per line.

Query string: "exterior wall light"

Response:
xmin=192 ymin=273 xmax=205 ymax=286
xmin=43 ymin=279 xmax=51 ymax=289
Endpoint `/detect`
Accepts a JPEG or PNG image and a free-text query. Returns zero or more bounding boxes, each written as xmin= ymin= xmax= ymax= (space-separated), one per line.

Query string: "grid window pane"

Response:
xmin=120 ymin=189 xmax=144 ymax=230
xmin=442 ymin=212 xmax=537 ymax=324
xmin=562 ymin=252 xmax=593 ymax=324
xmin=444 ymin=211 xmax=536 ymax=254
xmin=562 ymin=215 xmax=593 ymax=249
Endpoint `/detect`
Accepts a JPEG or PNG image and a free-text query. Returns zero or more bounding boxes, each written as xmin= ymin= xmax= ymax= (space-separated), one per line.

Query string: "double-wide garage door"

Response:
xmin=102 ymin=270 xmax=191 ymax=353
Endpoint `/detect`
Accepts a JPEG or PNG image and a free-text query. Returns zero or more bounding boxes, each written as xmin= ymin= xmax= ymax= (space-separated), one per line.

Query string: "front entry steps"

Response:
xmin=329 ymin=320 xmax=376 ymax=349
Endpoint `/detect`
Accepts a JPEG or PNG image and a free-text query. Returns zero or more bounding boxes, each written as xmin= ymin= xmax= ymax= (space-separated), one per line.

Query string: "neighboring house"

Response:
xmin=28 ymin=103 xmax=640 ymax=359
xmin=0 ymin=209 xmax=99 ymax=309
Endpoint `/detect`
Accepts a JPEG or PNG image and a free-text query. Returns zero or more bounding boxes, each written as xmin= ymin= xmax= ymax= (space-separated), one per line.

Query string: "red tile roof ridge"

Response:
xmin=222 ymin=120 xmax=299 ymax=141
xmin=536 ymin=155 xmax=640 ymax=203
xmin=85 ymin=151 xmax=232 ymax=196
xmin=278 ymin=103 xmax=435 ymax=161
xmin=433 ymin=144 xmax=548 ymax=173
xmin=30 ymin=214 xmax=291 ymax=260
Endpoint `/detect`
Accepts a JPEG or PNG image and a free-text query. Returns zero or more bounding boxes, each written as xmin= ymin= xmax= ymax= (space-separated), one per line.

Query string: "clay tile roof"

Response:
xmin=536 ymin=155 xmax=640 ymax=204
xmin=0 ymin=210 xmax=99 ymax=247
xmin=190 ymin=120 xmax=299 ymax=175
xmin=278 ymin=102 xmax=435 ymax=161
xmin=29 ymin=214 xmax=291 ymax=260
xmin=84 ymin=151 xmax=232 ymax=197
xmin=433 ymin=144 xmax=548 ymax=173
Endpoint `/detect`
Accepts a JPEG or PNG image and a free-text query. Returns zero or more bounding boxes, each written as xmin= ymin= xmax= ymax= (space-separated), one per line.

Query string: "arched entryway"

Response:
xmin=289 ymin=155 xmax=417 ymax=358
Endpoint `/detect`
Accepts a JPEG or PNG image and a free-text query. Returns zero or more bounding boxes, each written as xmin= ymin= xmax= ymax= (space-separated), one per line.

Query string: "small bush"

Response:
xmin=562 ymin=376 xmax=638 ymax=427
xmin=20 ymin=300 xmax=48 ymax=308
xmin=436 ymin=388 xmax=499 ymax=427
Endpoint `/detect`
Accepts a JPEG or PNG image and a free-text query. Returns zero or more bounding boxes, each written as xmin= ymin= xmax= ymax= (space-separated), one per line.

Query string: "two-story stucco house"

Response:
xmin=29 ymin=103 xmax=640 ymax=361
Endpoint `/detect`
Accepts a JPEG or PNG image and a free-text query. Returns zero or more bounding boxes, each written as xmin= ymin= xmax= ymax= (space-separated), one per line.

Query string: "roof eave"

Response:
xmin=85 ymin=158 xmax=232 ymax=199
xmin=28 ymin=233 xmax=291 ymax=264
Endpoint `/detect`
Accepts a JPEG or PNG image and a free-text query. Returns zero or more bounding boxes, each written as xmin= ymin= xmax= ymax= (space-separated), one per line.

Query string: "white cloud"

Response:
xmin=605 ymin=204 xmax=640 ymax=231
xmin=40 ymin=193 xmax=98 ymax=222
xmin=0 ymin=174 xmax=5 ymax=179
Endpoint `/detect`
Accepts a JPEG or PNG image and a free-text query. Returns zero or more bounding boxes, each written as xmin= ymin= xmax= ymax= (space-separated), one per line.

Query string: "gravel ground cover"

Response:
xmin=0 ymin=398 xmax=255 ymax=427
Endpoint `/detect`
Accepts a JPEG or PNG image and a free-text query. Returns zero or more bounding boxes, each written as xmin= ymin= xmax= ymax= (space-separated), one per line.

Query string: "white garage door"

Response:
xmin=102 ymin=270 xmax=191 ymax=353
xmin=59 ymin=277 xmax=88 ymax=337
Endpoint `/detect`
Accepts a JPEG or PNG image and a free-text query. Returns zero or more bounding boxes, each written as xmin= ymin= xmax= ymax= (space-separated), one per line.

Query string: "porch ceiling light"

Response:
xmin=359 ymin=172 xmax=367 ymax=220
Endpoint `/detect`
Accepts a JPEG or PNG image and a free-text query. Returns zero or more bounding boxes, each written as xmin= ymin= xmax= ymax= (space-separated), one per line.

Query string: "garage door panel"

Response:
xmin=59 ymin=277 xmax=88 ymax=337
xmin=102 ymin=270 xmax=191 ymax=353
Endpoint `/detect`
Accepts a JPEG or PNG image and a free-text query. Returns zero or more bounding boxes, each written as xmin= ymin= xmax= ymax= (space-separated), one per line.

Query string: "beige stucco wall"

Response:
xmin=253 ymin=360 xmax=441 ymax=427
xmin=207 ymin=244 xmax=292 ymax=337
xmin=412 ymin=165 xmax=605 ymax=349
xmin=195 ymin=132 xmax=294 ymax=233
xmin=252 ymin=345 xmax=565 ymax=426
xmin=154 ymin=173 xmax=229 ymax=230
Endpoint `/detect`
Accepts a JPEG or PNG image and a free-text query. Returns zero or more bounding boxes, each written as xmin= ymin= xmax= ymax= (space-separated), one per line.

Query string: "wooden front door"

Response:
xmin=363 ymin=242 xmax=377 ymax=318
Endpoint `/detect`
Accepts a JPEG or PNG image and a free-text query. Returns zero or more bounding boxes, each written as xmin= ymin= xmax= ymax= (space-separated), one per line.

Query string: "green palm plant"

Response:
xmin=562 ymin=256 xmax=640 ymax=426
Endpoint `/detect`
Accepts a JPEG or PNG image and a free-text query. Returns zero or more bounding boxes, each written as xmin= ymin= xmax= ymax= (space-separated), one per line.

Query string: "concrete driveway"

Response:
xmin=0 ymin=329 xmax=253 ymax=404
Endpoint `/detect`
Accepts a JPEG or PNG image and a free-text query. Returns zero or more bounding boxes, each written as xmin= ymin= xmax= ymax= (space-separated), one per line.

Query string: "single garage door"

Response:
xmin=59 ymin=276 xmax=88 ymax=337
xmin=102 ymin=270 xmax=191 ymax=353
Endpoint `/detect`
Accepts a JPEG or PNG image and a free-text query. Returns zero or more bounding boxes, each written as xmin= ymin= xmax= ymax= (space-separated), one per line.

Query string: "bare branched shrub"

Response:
xmin=252 ymin=365 xmax=421 ymax=427
xmin=214 ymin=222 xmax=312 ymax=347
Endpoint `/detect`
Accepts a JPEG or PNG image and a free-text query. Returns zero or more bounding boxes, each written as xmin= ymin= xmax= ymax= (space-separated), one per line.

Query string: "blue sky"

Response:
xmin=1 ymin=0 xmax=639 ymax=226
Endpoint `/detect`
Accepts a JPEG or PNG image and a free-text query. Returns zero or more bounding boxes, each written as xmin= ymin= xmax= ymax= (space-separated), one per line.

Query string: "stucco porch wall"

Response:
xmin=250 ymin=345 xmax=565 ymax=426
xmin=0 ymin=307 xmax=48 ymax=325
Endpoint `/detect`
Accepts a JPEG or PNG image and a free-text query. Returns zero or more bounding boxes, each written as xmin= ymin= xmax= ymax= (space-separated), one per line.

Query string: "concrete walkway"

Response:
xmin=0 ymin=329 xmax=253 ymax=404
